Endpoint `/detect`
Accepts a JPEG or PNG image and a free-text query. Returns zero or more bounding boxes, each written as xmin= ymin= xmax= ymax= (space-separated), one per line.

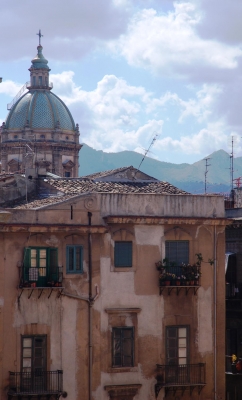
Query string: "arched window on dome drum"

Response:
xmin=33 ymin=76 xmax=36 ymax=86
xmin=39 ymin=76 xmax=42 ymax=86
xmin=45 ymin=77 xmax=48 ymax=87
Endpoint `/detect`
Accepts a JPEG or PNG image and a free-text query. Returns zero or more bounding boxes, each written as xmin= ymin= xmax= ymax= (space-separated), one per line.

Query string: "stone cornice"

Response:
xmin=103 ymin=215 xmax=231 ymax=226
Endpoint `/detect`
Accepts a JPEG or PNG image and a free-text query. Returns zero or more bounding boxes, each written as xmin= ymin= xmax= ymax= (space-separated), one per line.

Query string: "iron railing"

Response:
xmin=20 ymin=265 xmax=63 ymax=288
xmin=156 ymin=363 xmax=206 ymax=386
xmin=8 ymin=370 xmax=63 ymax=395
xmin=159 ymin=265 xmax=201 ymax=286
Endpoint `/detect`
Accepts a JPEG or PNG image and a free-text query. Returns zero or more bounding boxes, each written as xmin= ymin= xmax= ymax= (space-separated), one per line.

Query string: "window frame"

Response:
xmin=114 ymin=241 xmax=133 ymax=268
xmin=66 ymin=245 xmax=83 ymax=274
xmin=165 ymin=240 xmax=189 ymax=265
xmin=166 ymin=325 xmax=189 ymax=366
xmin=21 ymin=335 xmax=47 ymax=373
xmin=23 ymin=247 xmax=59 ymax=287
xmin=112 ymin=326 xmax=134 ymax=368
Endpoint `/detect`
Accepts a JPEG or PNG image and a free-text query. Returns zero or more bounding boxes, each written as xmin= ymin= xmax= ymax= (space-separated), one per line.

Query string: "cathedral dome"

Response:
xmin=0 ymin=33 xmax=82 ymax=178
xmin=5 ymin=90 xmax=75 ymax=131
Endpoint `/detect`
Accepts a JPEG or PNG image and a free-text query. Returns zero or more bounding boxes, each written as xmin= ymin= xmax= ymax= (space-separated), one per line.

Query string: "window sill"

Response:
xmin=112 ymin=267 xmax=135 ymax=272
xmin=108 ymin=366 xmax=138 ymax=373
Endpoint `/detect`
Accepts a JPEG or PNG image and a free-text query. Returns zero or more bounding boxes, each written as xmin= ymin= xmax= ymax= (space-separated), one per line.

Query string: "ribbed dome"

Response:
xmin=5 ymin=90 xmax=75 ymax=131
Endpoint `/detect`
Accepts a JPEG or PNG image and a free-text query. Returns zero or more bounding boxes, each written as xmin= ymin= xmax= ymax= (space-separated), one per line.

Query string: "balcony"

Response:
xmin=158 ymin=265 xmax=201 ymax=295
xmin=155 ymin=363 xmax=206 ymax=398
xmin=18 ymin=266 xmax=63 ymax=299
xmin=8 ymin=370 xmax=65 ymax=399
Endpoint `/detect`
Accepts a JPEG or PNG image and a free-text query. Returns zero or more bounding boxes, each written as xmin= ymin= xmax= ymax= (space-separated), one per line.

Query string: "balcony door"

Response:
xmin=23 ymin=247 xmax=58 ymax=287
xmin=166 ymin=326 xmax=189 ymax=384
xmin=21 ymin=335 xmax=47 ymax=391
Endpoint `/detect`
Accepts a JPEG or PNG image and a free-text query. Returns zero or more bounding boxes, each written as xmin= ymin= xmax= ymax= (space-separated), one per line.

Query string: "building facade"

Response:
xmin=0 ymin=174 xmax=227 ymax=400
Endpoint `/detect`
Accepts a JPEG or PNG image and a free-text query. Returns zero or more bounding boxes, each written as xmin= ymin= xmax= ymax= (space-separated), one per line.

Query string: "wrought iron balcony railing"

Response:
xmin=155 ymin=363 xmax=206 ymax=398
xmin=8 ymin=370 xmax=63 ymax=396
xmin=158 ymin=265 xmax=201 ymax=295
xmin=19 ymin=265 xmax=63 ymax=289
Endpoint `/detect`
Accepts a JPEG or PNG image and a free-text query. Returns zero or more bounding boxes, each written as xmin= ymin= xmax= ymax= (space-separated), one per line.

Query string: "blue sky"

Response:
xmin=1 ymin=0 xmax=242 ymax=164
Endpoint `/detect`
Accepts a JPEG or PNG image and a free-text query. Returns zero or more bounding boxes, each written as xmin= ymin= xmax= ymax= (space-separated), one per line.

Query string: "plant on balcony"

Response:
xmin=155 ymin=258 xmax=172 ymax=271
xmin=156 ymin=253 xmax=214 ymax=287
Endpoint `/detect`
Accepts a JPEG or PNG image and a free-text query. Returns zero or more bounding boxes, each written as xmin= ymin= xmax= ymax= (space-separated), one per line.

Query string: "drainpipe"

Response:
xmin=214 ymin=225 xmax=217 ymax=400
xmin=88 ymin=212 xmax=93 ymax=400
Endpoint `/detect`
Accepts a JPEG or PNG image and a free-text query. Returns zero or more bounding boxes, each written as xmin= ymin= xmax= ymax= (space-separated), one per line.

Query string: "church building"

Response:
xmin=0 ymin=34 xmax=81 ymax=177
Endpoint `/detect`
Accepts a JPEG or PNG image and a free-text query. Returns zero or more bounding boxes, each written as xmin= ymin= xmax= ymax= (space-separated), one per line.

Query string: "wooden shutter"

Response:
xmin=114 ymin=242 xmax=132 ymax=267
xmin=48 ymin=248 xmax=58 ymax=282
xmin=165 ymin=241 xmax=189 ymax=265
xmin=23 ymin=248 xmax=31 ymax=282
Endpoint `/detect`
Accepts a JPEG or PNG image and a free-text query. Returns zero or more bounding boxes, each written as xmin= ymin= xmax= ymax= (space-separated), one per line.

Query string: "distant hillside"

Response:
xmin=79 ymin=145 xmax=240 ymax=194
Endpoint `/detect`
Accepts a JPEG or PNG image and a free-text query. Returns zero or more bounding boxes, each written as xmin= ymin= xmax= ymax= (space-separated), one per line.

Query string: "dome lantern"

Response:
xmin=28 ymin=30 xmax=51 ymax=90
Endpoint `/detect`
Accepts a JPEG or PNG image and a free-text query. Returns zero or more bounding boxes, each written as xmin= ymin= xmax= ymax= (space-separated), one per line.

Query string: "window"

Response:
xmin=112 ymin=327 xmax=134 ymax=367
xmin=65 ymin=171 xmax=71 ymax=177
xmin=22 ymin=335 xmax=47 ymax=373
xmin=166 ymin=326 xmax=189 ymax=365
xmin=21 ymin=335 xmax=47 ymax=392
xmin=33 ymin=76 xmax=36 ymax=86
xmin=114 ymin=241 xmax=132 ymax=267
xmin=23 ymin=247 xmax=59 ymax=287
xmin=165 ymin=241 xmax=189 ymax=265
xmin=38 ymin=76 xmax=42 ymax=86
xmin=66 ymin=245 xmax=83 ymax=274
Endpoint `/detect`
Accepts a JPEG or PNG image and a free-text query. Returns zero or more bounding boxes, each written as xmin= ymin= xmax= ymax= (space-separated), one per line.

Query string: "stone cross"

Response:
xmin=36 ymin=29 xmax=43 ymax=46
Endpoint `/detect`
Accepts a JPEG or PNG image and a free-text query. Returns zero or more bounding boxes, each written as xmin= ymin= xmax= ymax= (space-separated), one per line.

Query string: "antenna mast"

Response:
xmin=137 ymin=133 xmax=158 ymax=172
xmin=204 ymin=157 xmax=211 ymax=194
xmin=230 ymin=136 xmax=234 ymax=192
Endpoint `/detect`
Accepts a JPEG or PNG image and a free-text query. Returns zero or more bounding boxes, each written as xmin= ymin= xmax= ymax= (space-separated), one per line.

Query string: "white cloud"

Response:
xmin=51 ymin=71 xmax=163 ymax=152
xmin=110 ymin=3 xmax=242 ymax=78
xmin=0 ymin=81 xmax=23 ymax=98
xmin=154 ymin=120 xmax=229 ymax=155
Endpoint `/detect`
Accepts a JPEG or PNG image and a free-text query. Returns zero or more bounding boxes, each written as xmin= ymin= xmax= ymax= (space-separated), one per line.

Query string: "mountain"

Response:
xmin=79 ymin=145 xmax=240 ymax=194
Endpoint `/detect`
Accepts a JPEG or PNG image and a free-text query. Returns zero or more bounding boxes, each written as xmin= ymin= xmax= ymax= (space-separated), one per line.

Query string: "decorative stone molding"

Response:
xmin=105 ymin=384 xmax=142 ymax=400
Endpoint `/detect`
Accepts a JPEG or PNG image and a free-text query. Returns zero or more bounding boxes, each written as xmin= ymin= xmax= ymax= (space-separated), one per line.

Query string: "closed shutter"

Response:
xmin=165 ymin=241 xmax=189 ymax=265
xmin=114 ymin=242 xmax=132 ymax=267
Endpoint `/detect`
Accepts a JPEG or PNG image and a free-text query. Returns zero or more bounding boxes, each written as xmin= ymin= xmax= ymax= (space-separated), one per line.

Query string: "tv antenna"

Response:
xmin=136 ymin=132 xmax=159 ymax=173
xmin=204 ymin=157 xmax=211 ymax=194
xmin=229 ymin=136 xmax=238 ymax=192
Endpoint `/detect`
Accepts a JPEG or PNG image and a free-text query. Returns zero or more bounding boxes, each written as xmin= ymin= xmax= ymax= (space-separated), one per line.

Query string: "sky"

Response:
xmin=0 ymin=0 xmax=242 ymax=164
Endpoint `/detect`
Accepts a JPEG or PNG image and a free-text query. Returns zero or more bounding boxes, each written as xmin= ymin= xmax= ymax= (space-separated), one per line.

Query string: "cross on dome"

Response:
xmin=36 ymin=29 xmax=43 ymax=46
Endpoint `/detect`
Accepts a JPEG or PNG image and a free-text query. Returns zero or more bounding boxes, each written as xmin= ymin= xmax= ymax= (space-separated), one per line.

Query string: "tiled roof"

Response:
xmin=84 ymin=166 xmax=133 ymax=179
xmin=46 ymin=178 xmax=187 ymax=195
xmin=84 ymin=166 xmax=158 ymax=181
xmin=12 ymin=178 xmax=189 ymax=209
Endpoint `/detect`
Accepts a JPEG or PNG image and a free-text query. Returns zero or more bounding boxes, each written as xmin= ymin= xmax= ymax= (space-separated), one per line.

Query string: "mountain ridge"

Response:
xmin=79 ymin=145 xmax=239 ymax=193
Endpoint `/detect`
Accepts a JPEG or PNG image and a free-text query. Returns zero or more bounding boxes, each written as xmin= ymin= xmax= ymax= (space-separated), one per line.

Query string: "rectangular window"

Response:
xmin=66 ymin=245 xmax=83 ymax=274
xmin=114 ymin=241 xmax=132 ymax=267
xmin=112 ymin=327 xmax=134 ymax=367
xmin=166 ymin=326 xmax=189 ymax=365
xmin=23 ymin=247 xmax=59 ymax=287
xmin=165 ymin=241 xmax=189 ymax=265
xmin=22 ymin=335 xmax=47 ymax=373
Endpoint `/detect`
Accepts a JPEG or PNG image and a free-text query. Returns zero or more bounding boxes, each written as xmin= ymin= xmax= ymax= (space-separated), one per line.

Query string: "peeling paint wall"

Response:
xmin=0 ymin=192 xmax=226 ymax=400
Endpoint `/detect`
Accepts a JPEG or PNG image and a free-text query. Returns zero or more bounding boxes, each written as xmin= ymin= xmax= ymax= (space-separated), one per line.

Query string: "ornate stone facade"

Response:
xmin=0 ymin=37 xmax=82 ymax=177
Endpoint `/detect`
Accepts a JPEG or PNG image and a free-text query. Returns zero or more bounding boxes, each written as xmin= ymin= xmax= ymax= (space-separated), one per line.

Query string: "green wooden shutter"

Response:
xmin=23 ymin=248 xmax=31 ymax=282
xmin=48 ymin=248 xmax=58 ymax=282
